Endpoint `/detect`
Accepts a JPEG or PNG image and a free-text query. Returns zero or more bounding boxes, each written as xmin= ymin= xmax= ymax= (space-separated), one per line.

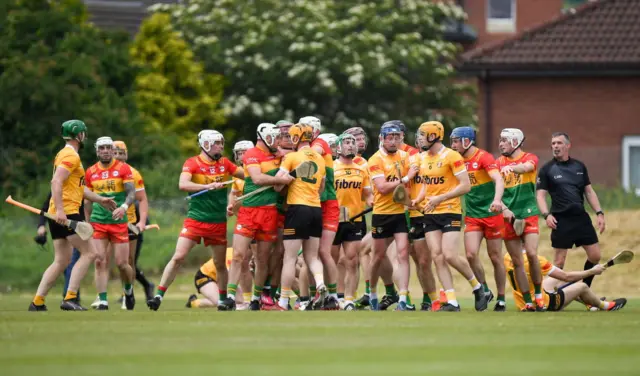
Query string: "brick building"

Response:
xmin=458 ymin=0 xmax=640 ymax=193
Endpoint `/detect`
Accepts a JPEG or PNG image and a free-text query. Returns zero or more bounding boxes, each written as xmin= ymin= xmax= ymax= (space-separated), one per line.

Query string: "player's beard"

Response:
xmin=99 ymin=156 xmax=112 ymax=165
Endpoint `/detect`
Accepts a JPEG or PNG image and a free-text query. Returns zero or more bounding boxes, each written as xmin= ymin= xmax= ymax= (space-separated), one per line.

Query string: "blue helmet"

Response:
xmin=450 ymin=126 xmax=476 ymax=149
xmin=382 ymin=120 xmax=405 ymax=133
xmin=380 ymin=122 xmax=403 ymax=138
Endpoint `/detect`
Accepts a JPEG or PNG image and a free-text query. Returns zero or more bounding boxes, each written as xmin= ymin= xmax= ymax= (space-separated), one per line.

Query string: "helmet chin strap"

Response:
xmin=501 ymin=138 xmax=523 ymax=157
xmin=421 ymin=137 xmax=440 ymax=151
xmin=258 ymin=134 xmax=277 ymax=153
xmin=202 ymin=147 xmax=221 ymax=161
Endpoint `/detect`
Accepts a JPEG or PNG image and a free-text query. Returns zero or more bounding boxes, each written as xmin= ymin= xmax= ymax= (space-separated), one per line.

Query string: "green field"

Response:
xmin=1 ymin=296 xmax=639 ymax=376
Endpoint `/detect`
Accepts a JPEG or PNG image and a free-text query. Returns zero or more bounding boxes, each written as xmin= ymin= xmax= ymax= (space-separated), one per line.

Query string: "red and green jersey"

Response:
xmin=312 ymin=138 xmax=336 ymax=202
xmin=242 ymin=146 xmax=281 ymax=207
xmin=497 ymin=152 xmax=540 ymax=219
xmin=85 ymin=160 xmax=133 ymax=224
xmin=182 ymin=155 xmax=237 ymax=223
xmin=464 ymin=148 xmax=499 ymax=219
xmin=400 ymin=143 xmax=420 ymax=156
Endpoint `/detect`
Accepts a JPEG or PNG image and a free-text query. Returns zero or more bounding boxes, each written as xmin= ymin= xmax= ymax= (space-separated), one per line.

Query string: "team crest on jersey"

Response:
xmin=220 ymin=166 xmax=225 ymax=172
xmin=473 ymin=162 xmax=478 ymax=168
xmin=102 ymin=172 xmax=109 ymax=179
xmin=377 ymin=227 xmax=384 ymax=234
xmin=113 ymin=171 xmax=119 ymax=177
xmin=209 ymin=167 xmax=216 ymax=174
xmin=236 ymin=225 xmax=242 ymax=230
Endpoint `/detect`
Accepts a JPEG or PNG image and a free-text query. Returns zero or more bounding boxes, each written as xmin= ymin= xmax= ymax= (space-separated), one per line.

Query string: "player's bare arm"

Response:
xmin=500 ymin=161 xmax=535 ymax=175
xmin=548 ymin=264 xmax=605 ymax=285
xmin=112 ymin=181 xmax=135 ymax=221
xmin=422 ymin=170 xmax=471 ymax=213
xmin=247 ymin=165 xmax=291 ymax=187
xmin=232 ymin=168 xmax=245 ymax=180
xmin=83 ymin=187 xmax=117 ymax=211
xmin=488 ymin=169 xmax=505 ymax=212
xmin=584 ymin=184 xmax=606 ymax=233
xmin=536 ymin=189 xmax=557 ymax=229
xmin=135 ymin=189 xmax=149 ymax=232
xmin=51 ymin=165 xmax=70 ymax=224
xmin=178 ymin=172 xmax=221 ymax=192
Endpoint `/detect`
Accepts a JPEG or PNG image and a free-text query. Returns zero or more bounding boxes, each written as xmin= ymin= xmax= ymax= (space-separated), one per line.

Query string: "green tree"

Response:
xmin=130 ymin=13 xmax=227 ymax=153
xmin=150 ymin=0 xmax=475 ymax=149
xmin=0 ymin=0 xmax=145 ymax=194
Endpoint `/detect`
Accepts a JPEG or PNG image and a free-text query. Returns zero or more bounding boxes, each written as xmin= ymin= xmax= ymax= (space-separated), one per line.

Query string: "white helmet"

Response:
xmin=318 ymin=133 xmax=338 ymax=147
xmin=500 ymin=128 xmax=525 ymax=150
xmin=299 ymin=116 xmax=321 ymax=134
xmin=94 ymin=136 xmax=114 ymax=150
xmin=233 ymin=140 xmax=254 ymax=163
xmin=256 ymin=122 xmax=280 ymax=152
xmin=198 ymin=130 xmax=224 ymax=159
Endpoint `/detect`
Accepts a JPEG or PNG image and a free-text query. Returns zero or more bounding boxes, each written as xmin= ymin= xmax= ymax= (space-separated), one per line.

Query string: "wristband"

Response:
xmin=542 ymin=212 xmax=549 ymax=219
xmin=401 ymin=176 xmax=409 ymax=184
xmin=120 ymin=203 xmax=129 ymax=211
xmin=596 ymin=210 xmax=604 ymax=216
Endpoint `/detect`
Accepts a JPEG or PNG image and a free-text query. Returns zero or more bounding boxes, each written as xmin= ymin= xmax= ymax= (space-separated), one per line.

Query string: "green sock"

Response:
xmin=523 ymin=292 xmax=533 ymax=304
xmin=422 ymin=293 xmax=431 ymax=304
xmin=384 ymin=284 xmax=395 ymax=296
xmin=293 ymin=289 xmax=300 ymax=297
xmin=124 ymin=283 xmax=132 ymax=295
xmin=497 ymin=294 xmax=505 ymax=303
xmin=482 ymin=283 xmax=490 ymax=293
xmin=534 ymin=284 xmax=541 ymax=295
xmin=365 ymin=280 xmax=371 ymax=294
xmin=253 ymin=285 xmax=263 ymax=299
xmin=264 ymin=276 xmax=271 ymax=288
xmin=99 ymin=292 xmax=107 ymax=301
xmin=328 ymin=283 xmax=337 ymax=294
xmin=157 ymin=286 xmax=167 ymax=297
xmin=271 ymin=286 xmax=278 ymax=299
xmin=219 ymin=289 xmax=227 ymax=301
xmin=310 ymin=285 xmax=317 ymax=297
xmin=227 ymin=284 xmax=237 ymax=299
xmin=406 ymin=294 xmax=412 ymax=305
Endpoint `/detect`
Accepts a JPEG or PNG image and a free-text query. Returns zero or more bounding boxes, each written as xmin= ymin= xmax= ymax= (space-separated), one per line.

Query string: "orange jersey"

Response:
xmin=353 ymin=155 xmax=369 ymax=212
xmin=420 ymin=147 xmax=466 ymax=214
xmin=400 ymin=143 xmax=420 ymax=156
xmin=127 ymin=166 xmax=145 ymax=224
xmin=334 ymin=159 xmax=370 ymax=222
xmin=504 ymin=252 xmax=555 ymax=310
xmin=368 ymin=149 xmax=414 ymax=215
xmin=408 ymin=152 xmax=427 ymax=217
xmin=199 ymin=248 xmax=234 ymax=280
xmin=280 ymin=146 xmax=326 ymax=207
xmin=48 ymin=145 xmax=85 ymax=215
xmin=85 ymin=160 xmax=134 ymax=224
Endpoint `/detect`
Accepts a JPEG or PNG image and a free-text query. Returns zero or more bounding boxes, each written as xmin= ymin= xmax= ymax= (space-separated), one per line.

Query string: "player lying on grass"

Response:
xmin=504 ymin=250 xmax=626 ymax=312
xmin=186 ymin=256 xmax=245 ymax=309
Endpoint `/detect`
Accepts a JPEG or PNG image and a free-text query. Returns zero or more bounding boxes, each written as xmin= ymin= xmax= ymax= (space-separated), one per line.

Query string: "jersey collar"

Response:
xmin=97 ymin=159 xmax=117 ymax=170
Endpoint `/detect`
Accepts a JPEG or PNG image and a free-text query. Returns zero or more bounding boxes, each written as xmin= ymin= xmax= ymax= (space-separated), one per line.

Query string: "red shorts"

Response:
xmin=180 ymin=218 xmax=227 ymax=246
xmin=321 ymin=200 xmax=339 ymax=232
xmin=234 ymin=206 xmax=278 ymax=242
xmin=504 ymin=215 xmax=539 ymax=240
xmin=92 ymin=223 xmax=129 ymax=244
xmin=277 ymin=213 xmax=286 ymax=229
xmin=464 ymin=215 xmax=505 ymax=240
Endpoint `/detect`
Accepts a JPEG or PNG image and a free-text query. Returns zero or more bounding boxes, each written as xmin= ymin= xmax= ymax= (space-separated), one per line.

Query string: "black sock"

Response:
xmin=583 ymin=260 xmax=596 ymax=287
xmin=136 ymin=268 xmax=151 ymax=290
xmin=337 ymin=293 xmax=344 ymax=299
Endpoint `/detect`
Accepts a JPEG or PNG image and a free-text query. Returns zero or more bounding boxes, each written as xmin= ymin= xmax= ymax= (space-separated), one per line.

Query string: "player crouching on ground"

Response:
xmin=504 ymin=251 xmax=626 ymax=312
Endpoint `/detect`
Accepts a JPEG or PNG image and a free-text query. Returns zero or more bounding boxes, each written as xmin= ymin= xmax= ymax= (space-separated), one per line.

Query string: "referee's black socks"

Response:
xmin=583 ymin=260 xmax=596 ymax=287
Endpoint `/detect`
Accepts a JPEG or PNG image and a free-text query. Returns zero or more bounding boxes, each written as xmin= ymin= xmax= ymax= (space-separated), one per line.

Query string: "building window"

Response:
xmin=622 ymin=136 xmax=640 ymax=196
xmin=486 ymin=0 xmax=516 ymax=33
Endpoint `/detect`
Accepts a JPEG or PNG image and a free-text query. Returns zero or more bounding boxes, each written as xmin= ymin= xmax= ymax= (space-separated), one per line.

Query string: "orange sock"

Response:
xmin=33 ymin=295 xmax=45 ymax=306
xmin=64 ymin=290 xmax=78 ymax=301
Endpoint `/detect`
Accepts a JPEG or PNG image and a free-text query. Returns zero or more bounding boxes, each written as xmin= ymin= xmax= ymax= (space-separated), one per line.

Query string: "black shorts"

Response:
xmin=550 ymin=212 xmax=598 ymax=249
xmin=128 ymin=225 xmax=139 ymax=241
xmin=546 ymin=288 xmax=566 ymax=312
xmin=333 ymin=222 xmax=364 ymax=245
xmin=409 ymin=216 xmax=425 ymax=241
xmin=48 ymin=213 xmax=84 ymax=240
xmin=283 ymin=205 xmax=323 ymax=240
xmin=424 ymin=213 xmax=462 ymax=233
xmin=194 ymin=270 xmax=215 ymax=293
xmin=371 ymin=214 xmax=408 ymax=239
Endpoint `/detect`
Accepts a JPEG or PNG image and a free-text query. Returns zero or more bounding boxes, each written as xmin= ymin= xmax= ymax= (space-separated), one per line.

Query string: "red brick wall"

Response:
xmin=463 ymin=0 xmax=563 ymax=49
xmin=476 ymin=77 xmax=640 ymax=186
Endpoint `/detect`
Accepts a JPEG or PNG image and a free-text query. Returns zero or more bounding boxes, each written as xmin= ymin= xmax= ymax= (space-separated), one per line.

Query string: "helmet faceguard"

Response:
xmin=198 ymin=130 xmax=225 ymax=160
xmin=337 ymin=133 xmax=357 ymax=159
xmin=344 ymin=126 xmax=367 ymax=153
xmin=499 ymin=128 xmax=525 ymax=157
xmin=233 ymin=140 xmax=255 ymax=164
xmin=256 ymin=123 xmax=280 ymax=153
xmin=450 ymin=126 xmax=476 ymax=156
xmin=95 ymin=136 xmax=114 ymax=164
xmin=379 ymin=123 xmax=403 ymax=154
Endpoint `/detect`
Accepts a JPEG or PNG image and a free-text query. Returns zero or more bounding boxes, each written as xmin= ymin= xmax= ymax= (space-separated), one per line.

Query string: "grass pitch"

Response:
xmin=1 ymin=296 xmax=639 ymax=376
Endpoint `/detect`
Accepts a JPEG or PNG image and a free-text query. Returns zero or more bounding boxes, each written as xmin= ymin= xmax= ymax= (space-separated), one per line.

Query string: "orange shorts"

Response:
xmin=504 ymin=215 xmax=539 ymax=240
xmin=234 ymin=206 xmax=278 ymax=242
xmin=321 ymin=199 xmax=339 ymax=232
xmin=464 ymin=215 xmax=505 ymax=240
xmin=91 ymin=223 xmax=129 ymax=244
xmin=277 ymin=213 xmax=286 ymax=229
xmin=180 ymin=218 xmax=227 ymax=246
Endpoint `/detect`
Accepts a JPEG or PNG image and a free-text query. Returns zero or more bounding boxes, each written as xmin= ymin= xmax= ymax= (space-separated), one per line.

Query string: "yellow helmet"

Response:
xmin=418 ymin=121 xmax=444 ymax=143
xmin=113 ymin=140 xmax=127 ymax=151
xmin=288 ymin=123 xmax=314 ymax=146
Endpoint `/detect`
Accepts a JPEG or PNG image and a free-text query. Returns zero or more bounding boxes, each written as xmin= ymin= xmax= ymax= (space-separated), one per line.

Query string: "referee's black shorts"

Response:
xmin=283 ymin=204 xmax=323 ymax=240
xmin=550 ymin=212 xmax=598 ymax=249
xmin=48 ymin=213 xmax=83 ymax=240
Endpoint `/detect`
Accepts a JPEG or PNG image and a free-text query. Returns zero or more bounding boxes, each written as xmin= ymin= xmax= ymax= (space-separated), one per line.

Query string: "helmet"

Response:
xmin=113 ymin=140 xmax=127 ymax=151
xmin=94 ymin=136 xmax=114 ymax=150
xmin=500 ymin=128 xmax=525 ymax=150
xmin=417 ymin=121 xmax=444 ymax=151
xmin=233 ymin=140 xmax=254 ymax=163
xmin=289 ymin=123 xmax=314 ymax=147
xmin=318 ymin=133 xmax=338 ymax=148
xmin=337 ymin=133 xmax=357 ymax=158
xmin=450 ymin=126 xmax=476 ymax=151
xmin=276 ymin=120 xmax=293 ymax=128
xmin=256 ymin=123 xmax=280 ymax=152
xmin=61 ymin=120 xmax=87 ymax=142
xmin=198 ymin=130 xmax=224 ymax=160
xmin=382 ymin=120 xmax=405 ymax=133
xmin=298 ymin=116 xmax=321 ymax=134
xmin=344 ymin=126 xmax=367 ymax=152
xmin=380 ymin=122 xmax=403 ymax=138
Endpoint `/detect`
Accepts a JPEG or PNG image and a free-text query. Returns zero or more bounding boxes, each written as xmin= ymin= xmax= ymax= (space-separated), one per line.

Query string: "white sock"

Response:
xmin=448 ymin=299 xmax=459 ymax=307
xmin=124 ymin=287 xmax=133 ymax=295
xmin=370 ymin=292 xmax=378 ymax=300
xmin=155 ymin=295 xmax=163 ymax=301
xmin=472 ymin=283 xmax=482 ymax=291
xmin=331 ymin=293 xmax=338 ymax=299
xmin=251 ymin=294 xmax=260 ymax=302
xmin=534 ymin=293 xmax=543 ymax=300
xmin=278 ymin=297 xmax=288 ymax=309
xmin=399 ymin=294 xmax=407 ymax=303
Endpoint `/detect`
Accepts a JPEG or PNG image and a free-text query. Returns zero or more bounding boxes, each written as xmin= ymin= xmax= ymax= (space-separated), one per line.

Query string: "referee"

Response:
xmin=536 ymin=132 xmax=605 ymax=287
